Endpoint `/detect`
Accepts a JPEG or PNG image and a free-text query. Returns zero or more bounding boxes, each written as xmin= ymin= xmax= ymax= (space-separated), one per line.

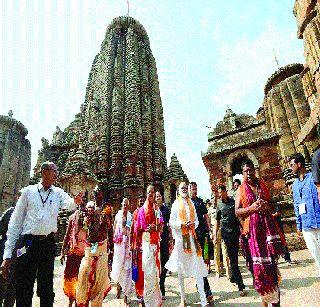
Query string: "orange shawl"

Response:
xmin=178 ymin=196 xmax=202 ymax=256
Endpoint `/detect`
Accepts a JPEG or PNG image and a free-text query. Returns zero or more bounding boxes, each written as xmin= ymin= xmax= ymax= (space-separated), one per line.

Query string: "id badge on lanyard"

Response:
xmin=298 ymin=203 xmax=306 ymax=215
xmin=90 ymin=242 xmax=98 ymax=254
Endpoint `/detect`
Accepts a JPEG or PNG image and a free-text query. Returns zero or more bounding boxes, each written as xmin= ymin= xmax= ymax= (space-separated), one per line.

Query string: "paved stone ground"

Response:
xmin=30 ymin=249 xmax=320 ymax=306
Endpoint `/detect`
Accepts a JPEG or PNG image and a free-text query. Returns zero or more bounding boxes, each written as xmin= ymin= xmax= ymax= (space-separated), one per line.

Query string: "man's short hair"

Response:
xmin=41 ymin=161 xmax=57 ymax=172
xmin=290 ymin=153 xmax=306 ymax=167
xmin=189 ymin=181 xmax=197 ymax=186
xmin=233 ymin=179 xmax=241 ymax=185
xmin=241 ymin=159 xmax=254 ymax=170
xmin=217 ymin=184 xmax=227 ymax=191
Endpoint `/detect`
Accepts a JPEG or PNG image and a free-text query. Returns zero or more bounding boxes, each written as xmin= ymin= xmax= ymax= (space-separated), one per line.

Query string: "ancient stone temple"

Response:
xmin=202 ymin=108 xmax=284 ymax=200
xmin=294 ymin=0 xmax=320 ymax=147
xmin=202 ymin=62 xmax=313 ymax=233
xmin=0 ymin=111 xmax=31 ymax=212
xmin=163 ymin=154 xmax=188 ymax=205
xmin=33 ymin=16 xmax=167 ymax=211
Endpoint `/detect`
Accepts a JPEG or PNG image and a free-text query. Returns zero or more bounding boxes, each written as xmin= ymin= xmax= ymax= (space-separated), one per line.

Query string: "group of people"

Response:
xmin=0 ymin=152 xmax=320 ymax=307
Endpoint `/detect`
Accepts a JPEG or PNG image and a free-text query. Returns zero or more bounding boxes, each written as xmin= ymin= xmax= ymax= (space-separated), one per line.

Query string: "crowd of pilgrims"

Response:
xmin=1 ymin=153 xmax=320 ymax=307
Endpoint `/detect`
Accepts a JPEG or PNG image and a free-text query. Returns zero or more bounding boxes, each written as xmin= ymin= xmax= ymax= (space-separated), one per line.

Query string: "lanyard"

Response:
xmin=298 ymin=176 xmax=307 ymax=200
xmin=38 ymin=188 xmax=52 ymax=206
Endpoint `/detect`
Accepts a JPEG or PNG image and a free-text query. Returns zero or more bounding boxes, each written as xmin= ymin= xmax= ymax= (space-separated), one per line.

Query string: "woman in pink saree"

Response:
xmin=235 ymin=160 xmax=285 ymax=307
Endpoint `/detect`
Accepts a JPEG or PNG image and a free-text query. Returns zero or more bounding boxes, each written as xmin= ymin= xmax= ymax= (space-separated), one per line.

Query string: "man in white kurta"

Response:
xmin=165 ymin=182 xmax=208 ymax=307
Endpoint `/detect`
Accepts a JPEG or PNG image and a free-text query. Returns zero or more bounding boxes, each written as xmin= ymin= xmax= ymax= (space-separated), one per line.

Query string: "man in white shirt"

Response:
xmin=0 ymin=161 xmax=83 ymax=307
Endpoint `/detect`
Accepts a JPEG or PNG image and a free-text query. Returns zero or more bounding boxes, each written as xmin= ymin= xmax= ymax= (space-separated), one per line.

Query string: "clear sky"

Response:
xmin=1 ymin=1 xmax=304 ymax=199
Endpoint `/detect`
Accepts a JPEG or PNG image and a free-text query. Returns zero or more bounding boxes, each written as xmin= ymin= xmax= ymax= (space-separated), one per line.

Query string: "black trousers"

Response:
xmin=159 ymin=241 xmax=169 ymax=295
xmin=223 ymin=234 xmax=245 ymax=291
xmin=197 ymin=233 xmax=212 ymax=297
xmin=15 ymin=235 xmax=55 ymax=307
xmin=0 ymin=273 xmax=15 ymax=307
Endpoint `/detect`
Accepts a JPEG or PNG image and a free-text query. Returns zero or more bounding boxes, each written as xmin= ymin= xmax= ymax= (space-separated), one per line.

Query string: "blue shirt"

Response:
xmin=292 ymin=172 xmax=320 ymax=231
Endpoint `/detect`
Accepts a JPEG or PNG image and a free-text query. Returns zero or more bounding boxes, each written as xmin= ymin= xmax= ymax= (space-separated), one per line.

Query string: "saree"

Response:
xmin=135 ymin=201 xmax=163 ymax=306
xmin=239 ymin=179 xmax=284 ymax=303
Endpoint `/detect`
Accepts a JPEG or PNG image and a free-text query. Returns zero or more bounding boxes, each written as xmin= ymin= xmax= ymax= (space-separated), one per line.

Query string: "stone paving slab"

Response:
xmin=29 ymin=249 xmax=320 ymax=306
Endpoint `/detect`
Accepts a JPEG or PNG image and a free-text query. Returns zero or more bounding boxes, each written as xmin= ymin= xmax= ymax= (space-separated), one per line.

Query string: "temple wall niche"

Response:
xmin=0 ymin=112 xmax=31 ymax=213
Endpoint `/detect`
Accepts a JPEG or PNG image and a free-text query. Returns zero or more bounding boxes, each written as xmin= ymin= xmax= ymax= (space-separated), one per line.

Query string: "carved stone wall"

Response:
xmin=0 ymin=112 xmax=31 ymax=213
xmin=294 ymin=0 xmax=320 ymax=148
xmin=263 ymin=64 xmax=313 ymax=163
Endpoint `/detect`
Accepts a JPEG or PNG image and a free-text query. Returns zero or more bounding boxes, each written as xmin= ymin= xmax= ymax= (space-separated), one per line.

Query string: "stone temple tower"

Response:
xmin=81 ymin=16 xmax=166 ymax=207
xmin=33 ymin=16 xmax=167 ymax=210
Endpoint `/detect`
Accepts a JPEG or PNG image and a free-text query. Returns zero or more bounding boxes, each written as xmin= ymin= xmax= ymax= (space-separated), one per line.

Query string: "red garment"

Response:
xmin=239 ymin=179 xmax=284 ymax=298
xmin=144 ymin=201 xmax=160 ymax=245
xmin=131 ymin=208 xmax=141 ymax=250
xmin=239 ymin=179 xmax=270 ymax=235
xmin=131 ymin=208 xmax=144 ymax=297
xmin=135 ymin=252 xmax=144 ymax=297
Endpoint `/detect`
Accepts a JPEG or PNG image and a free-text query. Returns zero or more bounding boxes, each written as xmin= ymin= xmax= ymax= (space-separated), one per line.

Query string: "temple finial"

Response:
xmin=273 ymin=48 xmax=280 ymax=68
xmin=126 ymin=0 xmax=130 ymax=16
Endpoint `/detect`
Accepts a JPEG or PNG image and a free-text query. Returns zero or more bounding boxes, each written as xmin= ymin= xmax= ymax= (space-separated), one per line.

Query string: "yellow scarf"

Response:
xmin=178 ymin=196 xmax=202 ymax=256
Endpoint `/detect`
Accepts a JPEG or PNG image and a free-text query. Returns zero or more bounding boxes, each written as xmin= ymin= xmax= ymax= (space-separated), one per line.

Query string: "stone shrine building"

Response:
xmin=33 ymin=16 xmax=179 ymax=211
xmin=0 ymin=111 xmax=31 ymax=212
xmin=202 ymin=108 xmax=283 ymax=200
xmin=163 ymin=153 xmax=188 ymax=205
xmin=202 ymin=1 xmax=320 ymax=219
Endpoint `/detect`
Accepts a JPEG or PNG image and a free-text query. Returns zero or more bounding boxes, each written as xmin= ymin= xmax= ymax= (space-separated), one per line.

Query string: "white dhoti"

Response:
xmin=165 ymin=197 xmax=208 ymax=307
xmin=166 ymin=236 xmax=207 ymax=306
xmin=110 ymin=235 xmax=133 ymax=296
xmin=142 ymin=233 xmax=162 ymax=307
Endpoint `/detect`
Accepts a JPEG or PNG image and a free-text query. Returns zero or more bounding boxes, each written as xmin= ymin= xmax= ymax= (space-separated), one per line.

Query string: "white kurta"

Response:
xmin=165 ymin=198 xmax=207 ymax=278
xmin=110 ymin=210 xmax=133 ymax=296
